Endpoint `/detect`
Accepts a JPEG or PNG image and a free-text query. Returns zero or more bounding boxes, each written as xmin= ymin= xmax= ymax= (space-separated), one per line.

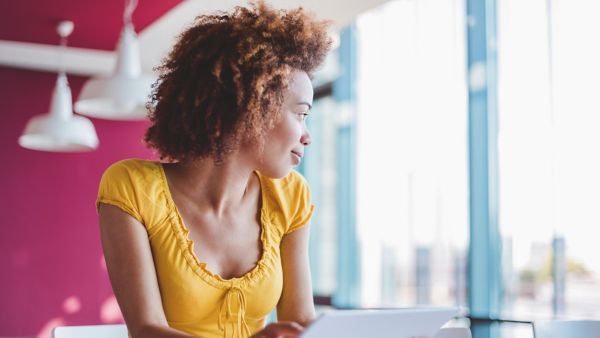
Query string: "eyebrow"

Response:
xmin=297 ymin=101 xmax=313 ymax=110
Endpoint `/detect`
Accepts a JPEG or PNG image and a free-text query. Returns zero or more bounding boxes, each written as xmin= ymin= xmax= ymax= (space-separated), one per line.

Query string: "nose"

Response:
xmin=300 ymin=127 xmax=312 ymax=146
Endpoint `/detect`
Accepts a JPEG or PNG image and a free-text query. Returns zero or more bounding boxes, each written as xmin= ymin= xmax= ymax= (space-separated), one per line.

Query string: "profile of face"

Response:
xmin=253 ymin=70 xmax=313 ymax=178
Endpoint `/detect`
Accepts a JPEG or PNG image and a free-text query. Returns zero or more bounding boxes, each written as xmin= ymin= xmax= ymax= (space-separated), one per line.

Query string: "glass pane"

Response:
xmin=304 ymin=95 xmax=342 ymax=297
xmin=352 ymin=0 xmax=469 ymax=308
xmin=498 ymin=0 xmax=600 ymax=319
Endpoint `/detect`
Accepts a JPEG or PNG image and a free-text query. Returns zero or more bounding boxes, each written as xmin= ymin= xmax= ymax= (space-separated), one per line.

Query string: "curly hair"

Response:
xmin=144 ymin=1 xmax=332 ymax=162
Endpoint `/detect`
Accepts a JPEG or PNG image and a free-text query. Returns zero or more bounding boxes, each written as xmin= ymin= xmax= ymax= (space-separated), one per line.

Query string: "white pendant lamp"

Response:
xmin=19 ymin=21 xmax=99 ymax=152
xmin=75 ymin=0 xmax=154 ymax=120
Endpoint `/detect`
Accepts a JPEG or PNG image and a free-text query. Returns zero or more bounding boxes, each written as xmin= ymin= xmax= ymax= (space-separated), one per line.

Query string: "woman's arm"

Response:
xmin=276 ymin=222 xmax=316 ymax=327
xmin=98 ymin=203 xmax=196 ymax=338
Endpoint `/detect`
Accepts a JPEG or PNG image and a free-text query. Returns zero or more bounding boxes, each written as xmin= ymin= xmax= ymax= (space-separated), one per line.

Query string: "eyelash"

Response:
xmin=298 ymin=112 xmax=309 ymax=121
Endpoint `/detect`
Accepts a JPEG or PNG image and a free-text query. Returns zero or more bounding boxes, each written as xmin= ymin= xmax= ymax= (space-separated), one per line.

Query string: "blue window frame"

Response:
xmin=467 ymin=0 xmax=502 ymax=336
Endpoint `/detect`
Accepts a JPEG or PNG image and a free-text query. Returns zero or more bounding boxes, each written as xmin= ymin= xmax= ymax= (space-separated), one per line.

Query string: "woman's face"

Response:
xmin=255 ymin=70 xmax=313 ymax=178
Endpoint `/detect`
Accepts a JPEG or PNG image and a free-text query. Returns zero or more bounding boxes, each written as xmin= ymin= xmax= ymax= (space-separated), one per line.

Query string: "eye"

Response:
xmin=298 ymin=112 xmax=309 ymax=121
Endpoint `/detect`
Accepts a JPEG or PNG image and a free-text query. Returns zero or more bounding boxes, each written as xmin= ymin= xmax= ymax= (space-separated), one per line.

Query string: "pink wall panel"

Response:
xmin=0 ymin=66 xmax=156 ymax=337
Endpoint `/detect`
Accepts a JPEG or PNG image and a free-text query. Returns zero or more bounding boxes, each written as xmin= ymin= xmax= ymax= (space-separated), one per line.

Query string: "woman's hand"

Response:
xmin=250 ymin=321 xmax=305 ymax=338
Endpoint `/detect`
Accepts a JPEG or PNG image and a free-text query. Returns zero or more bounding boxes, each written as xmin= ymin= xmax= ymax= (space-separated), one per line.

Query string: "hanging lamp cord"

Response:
xmin=56 ymin=21 xmax=72 ymax=78
xmin=123 ymin=0 xmax=139 ymax=28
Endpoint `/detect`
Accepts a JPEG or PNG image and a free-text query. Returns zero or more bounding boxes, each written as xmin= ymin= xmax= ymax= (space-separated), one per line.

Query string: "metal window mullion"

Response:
xmin=466 ymin=0 xmax=502 ymax=336
xmin=332 ymin=24 xmax=361 ymax=308
xmin=301 ymin=99 xmax=324 ymax=295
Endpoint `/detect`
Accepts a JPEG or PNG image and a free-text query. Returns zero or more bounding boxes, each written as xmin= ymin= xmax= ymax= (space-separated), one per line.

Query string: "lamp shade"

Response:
xmin=75 ymin=24 xmax=155 ymax=120
xmin=19 ymin=74 xmax=99 ymax=152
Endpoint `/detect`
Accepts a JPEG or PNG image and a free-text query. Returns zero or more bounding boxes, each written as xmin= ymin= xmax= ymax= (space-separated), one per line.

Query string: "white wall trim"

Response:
xmin=0 ymin=40 xmax=115 ymax=76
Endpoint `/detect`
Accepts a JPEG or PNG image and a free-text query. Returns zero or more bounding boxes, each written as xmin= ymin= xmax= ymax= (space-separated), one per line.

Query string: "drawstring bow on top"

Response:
xmin=218 ymin=286 xmax=252 ymax=338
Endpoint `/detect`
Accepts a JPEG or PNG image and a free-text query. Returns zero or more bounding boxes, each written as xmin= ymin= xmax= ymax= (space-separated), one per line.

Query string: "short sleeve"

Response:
xmin=285 ymin=172 xmax=315 ymax=235
xmin=96 ymin=160 xmax=143 ymax=223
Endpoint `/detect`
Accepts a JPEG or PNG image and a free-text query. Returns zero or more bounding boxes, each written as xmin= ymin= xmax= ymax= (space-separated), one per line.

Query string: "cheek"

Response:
xmin=284 ymin=117 xmax=303 ymax=141
xmin=272 ymin=116 xmax=302 ymax=144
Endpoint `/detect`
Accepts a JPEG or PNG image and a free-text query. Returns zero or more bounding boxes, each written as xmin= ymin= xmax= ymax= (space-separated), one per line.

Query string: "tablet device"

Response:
xmin=301 ymin=307 xmax=458 ymax=338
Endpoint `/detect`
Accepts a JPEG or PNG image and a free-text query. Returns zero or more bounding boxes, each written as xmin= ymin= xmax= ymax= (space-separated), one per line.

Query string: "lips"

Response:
xmin=291 ymin=150 xmax=304 ymax=158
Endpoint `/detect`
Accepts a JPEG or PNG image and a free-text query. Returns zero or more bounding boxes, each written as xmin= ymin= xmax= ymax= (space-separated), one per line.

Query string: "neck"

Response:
xmin=168 ymin=154 xmax=257 ymax=218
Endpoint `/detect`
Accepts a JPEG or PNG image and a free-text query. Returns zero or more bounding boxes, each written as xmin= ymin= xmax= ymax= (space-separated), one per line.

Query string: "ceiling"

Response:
xmin=0 ymin=0 xmax=182 ymax=50
xmin=0 ymin=0 xmax=390 ymax=75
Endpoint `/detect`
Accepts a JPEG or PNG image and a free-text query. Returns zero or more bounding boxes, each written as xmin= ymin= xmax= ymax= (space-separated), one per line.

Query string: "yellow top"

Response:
xmin=96 ymin=159 xmax=314 ymax=338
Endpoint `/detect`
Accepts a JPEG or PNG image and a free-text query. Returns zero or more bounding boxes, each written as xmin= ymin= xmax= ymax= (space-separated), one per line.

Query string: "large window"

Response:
xmin=498 ymin=0 xmax=600 ymax=320
xmin=304 ymin=0 xmax=469 ymax=310
xmin=305 ymin=1 xmax=600 ymax=337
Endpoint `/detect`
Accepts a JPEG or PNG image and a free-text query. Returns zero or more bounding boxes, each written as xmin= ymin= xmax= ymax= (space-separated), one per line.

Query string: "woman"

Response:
xmin=96 ymin=2 xmax=331 ymax=338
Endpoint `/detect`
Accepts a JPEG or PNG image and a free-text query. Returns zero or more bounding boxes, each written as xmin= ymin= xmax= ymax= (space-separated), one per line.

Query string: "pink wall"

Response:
xmin=0 ymin=66 xmax=156 ymax=337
